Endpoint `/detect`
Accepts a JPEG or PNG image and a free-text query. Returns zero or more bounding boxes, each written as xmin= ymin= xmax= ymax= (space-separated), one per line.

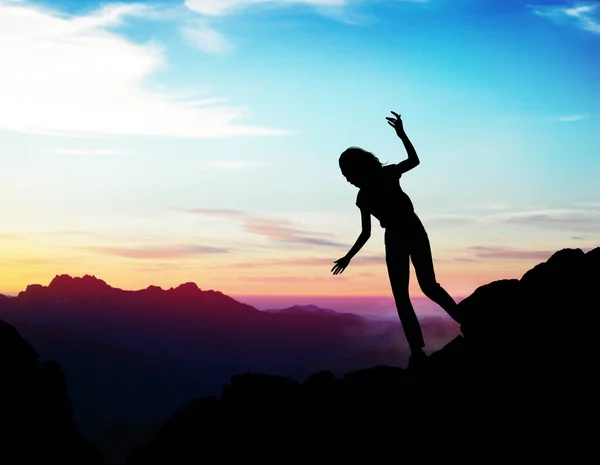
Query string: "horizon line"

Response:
xmin=0 ymin=290 xmax=468 ymax=299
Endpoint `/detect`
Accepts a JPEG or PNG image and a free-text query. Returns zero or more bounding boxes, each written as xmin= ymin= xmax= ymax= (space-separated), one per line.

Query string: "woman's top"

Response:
xmin=356 ymin=165 xmax=415 ymax=228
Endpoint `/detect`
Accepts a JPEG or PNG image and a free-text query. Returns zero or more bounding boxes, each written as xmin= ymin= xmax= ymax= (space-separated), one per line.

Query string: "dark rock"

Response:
xmin=0 ymin=319 xmax=103 ymax=464
xmin=126 ymin=246 xmax=598 ymax=463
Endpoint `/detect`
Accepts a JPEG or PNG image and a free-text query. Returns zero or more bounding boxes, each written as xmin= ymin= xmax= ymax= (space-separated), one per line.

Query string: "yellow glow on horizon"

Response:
xmin=1 ymin=245 xmax=533 ymax=298
xmin=1 ymin=230 xmax=555 ymax=298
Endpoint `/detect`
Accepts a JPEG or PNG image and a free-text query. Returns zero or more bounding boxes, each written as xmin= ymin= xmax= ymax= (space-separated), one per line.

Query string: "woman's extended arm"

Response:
xmin=386 ymin=111 xmax=420 ymax=176
xmin=346 ymin=208 xmax=371 ymax=260
xmin=399 ymin=131 xmax=419 ymax=166
xmin=345 ymin=232 xmax=370 ymax=262
xmin=332 ymin=209 xmax=371 ymax=275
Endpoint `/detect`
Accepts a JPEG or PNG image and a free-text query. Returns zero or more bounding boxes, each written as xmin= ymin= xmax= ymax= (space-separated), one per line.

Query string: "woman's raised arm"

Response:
xmin=386 ymin=111 xmax=420 ymax=176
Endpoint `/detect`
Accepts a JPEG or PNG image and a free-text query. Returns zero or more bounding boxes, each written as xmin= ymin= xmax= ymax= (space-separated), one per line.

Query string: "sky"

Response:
xmin=1 ymin=0 xmax=599 ymax=304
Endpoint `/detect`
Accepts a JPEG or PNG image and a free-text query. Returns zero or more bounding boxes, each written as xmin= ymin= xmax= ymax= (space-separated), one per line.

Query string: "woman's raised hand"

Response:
xmin=385 ymin=111 xmax=405 ymax=137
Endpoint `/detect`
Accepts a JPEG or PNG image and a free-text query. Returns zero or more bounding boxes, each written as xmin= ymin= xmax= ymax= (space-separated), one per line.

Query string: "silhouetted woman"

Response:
xmin=331 ymin=111 xmax=462 ymax=368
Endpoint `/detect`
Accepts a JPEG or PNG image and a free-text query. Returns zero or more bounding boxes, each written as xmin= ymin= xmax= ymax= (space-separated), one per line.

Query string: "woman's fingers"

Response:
xmin=391 ymin=111 xmax=400 ymax=118
xmin=332 ymin=257 xmax=349 ymax=274
xmin=332 ymin=265 xmax=346 ymax=275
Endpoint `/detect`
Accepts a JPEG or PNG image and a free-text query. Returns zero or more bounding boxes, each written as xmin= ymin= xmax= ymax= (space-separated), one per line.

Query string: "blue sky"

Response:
xmin=0 ymin=0 xmax=599 ymax=297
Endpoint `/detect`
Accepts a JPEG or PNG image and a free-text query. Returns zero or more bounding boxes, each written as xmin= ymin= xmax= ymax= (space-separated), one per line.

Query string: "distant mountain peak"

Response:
xmin=172 ymin=282 xmax=201 ymax=292
xmin=290 ymin=305 xmax=322 ymax=312
xmin=145 ymin=285 xmax=163 ymax=291
xmin=12 ymin=274 xmax=260 ymax=316
xmin=49 ymin=274 xmax=109 ymax=290
xmin=285 ymin=304 xmax=338 ymax=315
xmin=263 ymin=304 xmax=366 ymax=322
xmin=48 ymin=274 xmax=74 ymax=288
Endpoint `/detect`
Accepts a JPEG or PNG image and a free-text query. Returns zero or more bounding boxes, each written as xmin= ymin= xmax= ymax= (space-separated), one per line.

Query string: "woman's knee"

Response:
xmin=419 ymin=280 xmax=442 ymax=297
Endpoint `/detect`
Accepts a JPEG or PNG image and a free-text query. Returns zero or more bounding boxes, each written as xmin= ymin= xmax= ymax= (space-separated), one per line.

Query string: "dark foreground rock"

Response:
xmin=127 ymin=247 xmax=599 ymax=463
xmin=0 ymin=320 xmax=103 ymax=465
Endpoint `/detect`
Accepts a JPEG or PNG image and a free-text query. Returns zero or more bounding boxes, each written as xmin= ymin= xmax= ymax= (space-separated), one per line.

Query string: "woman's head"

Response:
xmin=339 ymin=146 xmax=384 ymax=188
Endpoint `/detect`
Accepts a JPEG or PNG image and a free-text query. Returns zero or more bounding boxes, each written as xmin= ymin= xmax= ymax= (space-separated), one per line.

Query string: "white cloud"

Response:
xmin=49 ymin=148 xmax=125 ymax=156
xmin=185 ymin=0 xmax=428 ymax=17
xmin=181 ymin=21 xmax=233 ymax=53
xmin=184 ymin=0 xmax=346 ymax=17
xmin=530 ymin=2 xmax=600 ymax=34
xmin=0 ymin=1 xmax=292 ymax=138
xmin=556 ymin=114 xmax=589 ymax=122
xmin=425 ymin=207 xmax=600 ymax=233
xmin=181 ymin=0 xmax=430 ymax=49
xmin=181 ymin=0 xmax=430 ymax=47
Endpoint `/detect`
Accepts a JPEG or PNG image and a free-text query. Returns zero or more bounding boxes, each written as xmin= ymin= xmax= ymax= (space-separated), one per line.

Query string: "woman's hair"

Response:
xmin=339 ymin=146 xmax=388 ymax=175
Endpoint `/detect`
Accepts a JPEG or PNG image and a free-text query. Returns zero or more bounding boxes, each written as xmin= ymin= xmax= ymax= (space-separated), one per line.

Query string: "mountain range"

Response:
xmin=0 ymin=275 xmax=459 ymax=437
xmin=2 ymin=246 xmax=597 ymax=464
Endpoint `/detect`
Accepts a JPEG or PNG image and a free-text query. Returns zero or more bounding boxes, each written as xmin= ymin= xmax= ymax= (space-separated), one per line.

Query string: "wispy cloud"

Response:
xmin=464 ymin=245 xmax=600 ymax=260
xmin=423 ymin=213 xmax=489 ymax=227
xmin=35 ymin=229 xmax=101 ymax=236
xmin=82 ymin=244 xmax=231 ymax=259
xmin=3 ymin=256 xmax=83 ymax=267
xmin=555 ymin=114 xmax=590 ymax=122
xmin=425 ymin=207 xmax=600 ymax=232
xmin=182 ymin=208 xmax=245 ymax=217
xmin=221 ymin=254 xmax=384 ymax=269
xmin=242 ymin=217 xmax=346 ymax=247
xmin=441 ymin=244 xmax=594 ymax=263
xmin=132 ymin=264 xmax=191 ymax=273
xmin=180 ymin=208 xmax=348 ymax=248
xmin=182 ymin=1 xmax=351 ymax=49
xmin=48 ymin=148 xmax=125 ymax=156
xmin=530 ymin=2 xmax=600 ymax=34
xmin=184 ymin=0 xmax=347 ymax=17
xmin=493 ymin=208 xmax=600 ymax=229
xmin=237 ymin=275 xmax=347 ymax=283
xmin=185 ymin=0 xmax=430 ymax=17
xmin=468 ymin=246 xmax=555 ymax=261
xmin=181 ymin=20 xmax=233 ymax=53
xmin=221 ymin=257 xmax=330 ymax=269
xmin=0 ymin=1 xmax=291 ymax=138
xmin=182 ymin=0 xmax=430 ymax=41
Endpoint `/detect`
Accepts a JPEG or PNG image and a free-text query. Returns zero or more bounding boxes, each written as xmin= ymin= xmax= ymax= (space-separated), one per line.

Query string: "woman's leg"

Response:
xmin=385 ymin=228 xmax=425 ymax=351
xmin=408 ymin=215 xmax=463 ymax=324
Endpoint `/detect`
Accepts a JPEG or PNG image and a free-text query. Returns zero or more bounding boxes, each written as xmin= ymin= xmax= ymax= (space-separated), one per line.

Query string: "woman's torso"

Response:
xmin=356 ymin=166 xmax=415 ymax=228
